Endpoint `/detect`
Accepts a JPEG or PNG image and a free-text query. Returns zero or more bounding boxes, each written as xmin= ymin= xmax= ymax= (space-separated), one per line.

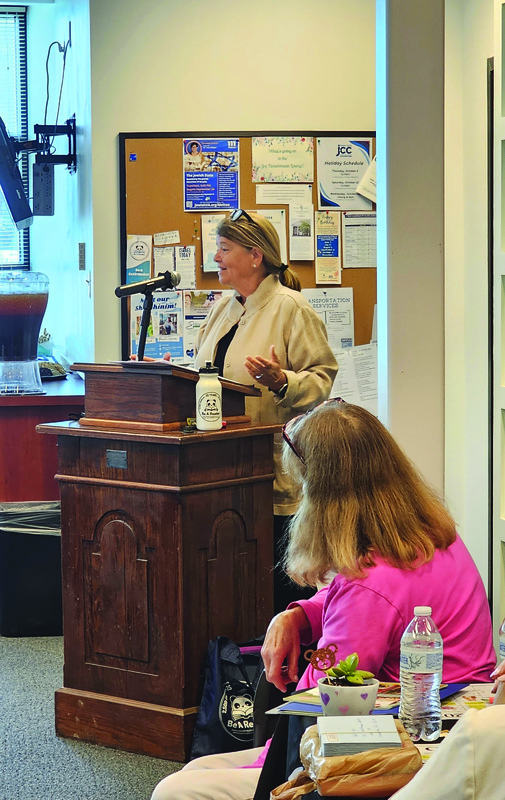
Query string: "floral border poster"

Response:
xmin=252 ymin=136 xmax=314 ymax=183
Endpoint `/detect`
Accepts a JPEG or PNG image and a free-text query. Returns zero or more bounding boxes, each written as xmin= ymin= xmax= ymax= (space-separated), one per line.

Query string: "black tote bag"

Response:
xmin=190 ymin=636 xmax=263 ymax=760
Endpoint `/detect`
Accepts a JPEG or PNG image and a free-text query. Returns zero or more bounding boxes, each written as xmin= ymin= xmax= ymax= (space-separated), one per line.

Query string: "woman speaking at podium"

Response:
xmin=192 ymin=210 xmax=338 ymax=610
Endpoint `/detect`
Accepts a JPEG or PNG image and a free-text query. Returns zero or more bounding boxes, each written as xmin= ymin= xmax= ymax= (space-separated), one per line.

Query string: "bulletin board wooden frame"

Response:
xmin=118 ymin=131 xmax=376 ymax=360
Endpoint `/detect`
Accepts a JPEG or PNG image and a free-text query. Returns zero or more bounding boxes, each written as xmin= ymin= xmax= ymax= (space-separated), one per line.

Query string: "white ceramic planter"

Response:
xmin=317 ymin=677 xmax=380 ymax=716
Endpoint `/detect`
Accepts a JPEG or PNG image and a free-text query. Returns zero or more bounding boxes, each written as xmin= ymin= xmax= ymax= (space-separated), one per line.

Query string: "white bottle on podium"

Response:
xmin=196 ymin=361 xmax=222 ymax=431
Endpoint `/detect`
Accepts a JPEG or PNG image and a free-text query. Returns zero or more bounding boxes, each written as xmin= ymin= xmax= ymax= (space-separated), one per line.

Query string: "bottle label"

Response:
xmin=400 ymin=646 xmax=443 ymax=673
xmin=197 ymin=391 xmax=221 ymax=422
xmin=500 ymin=639 xmax=505 ymax=660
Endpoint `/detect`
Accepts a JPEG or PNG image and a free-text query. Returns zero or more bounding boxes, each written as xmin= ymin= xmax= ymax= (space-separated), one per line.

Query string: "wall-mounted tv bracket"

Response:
xmin=34 ymin=114 xmax=76 ymax=173
xmin=14 ymin=114 xmax=77 ymax=174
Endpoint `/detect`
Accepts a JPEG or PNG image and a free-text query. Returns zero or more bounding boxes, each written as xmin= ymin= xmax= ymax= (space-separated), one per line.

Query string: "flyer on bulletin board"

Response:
xmin=316 ymin=138 xmax=374 ymax=210
xmin=330 ymin=343 xmax=378 ymax=416
xmin=289 ymin=203 xmax=314 ymax=261
xmin=183 ymin=138 xmax=240 ymax=212
xmin=130 ymin=291 xmax=185 ymax=362
xmin=342 ymin=211 xmax=377 ymax=268
xmin=201 ymin=213 xmax=226 ymax=272
xmin=251 ymin=136 xmax=314 ymax=183
xmin=315 ymin=211 xmax=341 ymax=284
xmin=302 ymin=287 xmax=354 ymax=350
xmin=182 ymin=289 xmax=233 ymax=365
xmin=126 ymin=235 xmax=152 ymax=284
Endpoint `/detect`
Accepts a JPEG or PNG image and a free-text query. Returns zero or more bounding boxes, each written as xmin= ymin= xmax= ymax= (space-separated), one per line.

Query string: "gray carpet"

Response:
xmin=0 ymin=636 xmax=181 ymax=800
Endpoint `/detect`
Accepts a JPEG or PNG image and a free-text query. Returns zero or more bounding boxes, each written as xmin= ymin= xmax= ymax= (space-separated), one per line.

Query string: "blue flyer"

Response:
xmin=183 ymin=138 xmax=239 ymax=212
xmin=130 ymin=291 xmax=185 ymax=361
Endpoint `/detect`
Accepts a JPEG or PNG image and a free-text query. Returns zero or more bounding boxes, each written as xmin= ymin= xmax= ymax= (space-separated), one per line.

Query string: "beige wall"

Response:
xmin=445 ymin=0 xmax=494 ymax=585
xmin=88 ymin=0 xmax=376 ymax=362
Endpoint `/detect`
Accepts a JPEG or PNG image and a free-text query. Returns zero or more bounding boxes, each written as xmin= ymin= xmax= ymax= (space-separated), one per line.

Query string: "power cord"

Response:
xmin=43 ymin=38 xmax=70 ymax=152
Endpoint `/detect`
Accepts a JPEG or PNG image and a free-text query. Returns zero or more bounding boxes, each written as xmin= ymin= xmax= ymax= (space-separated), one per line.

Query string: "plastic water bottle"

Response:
xmin=499 ymin=617 xmax=505 ymax=662
xmin=399 ymin=606 xmax=443 ymax=742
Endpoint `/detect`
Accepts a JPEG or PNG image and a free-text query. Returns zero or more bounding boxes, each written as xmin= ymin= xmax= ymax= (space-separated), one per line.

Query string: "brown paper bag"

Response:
xmin=299 ymin=719 xmax=422 ymax=797
xmin=269 ymin=770 xmax=316 ymax=800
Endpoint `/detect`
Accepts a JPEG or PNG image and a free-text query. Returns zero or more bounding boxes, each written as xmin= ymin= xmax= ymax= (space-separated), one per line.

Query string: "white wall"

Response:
xmin=27 ymin=0 xmax=94 ymax=363
xmin=88 ymin=0 xmax=376 ymax=362
xmin=445 ymin=0 xmax=494 ymax=587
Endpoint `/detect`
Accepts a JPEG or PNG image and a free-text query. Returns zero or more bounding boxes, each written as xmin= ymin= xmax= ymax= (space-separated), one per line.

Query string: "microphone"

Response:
xmin=115 ymin=271 xmax=181 ymax=298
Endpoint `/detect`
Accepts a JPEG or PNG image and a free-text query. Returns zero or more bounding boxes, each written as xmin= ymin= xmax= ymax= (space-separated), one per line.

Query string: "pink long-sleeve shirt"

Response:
xmin=245 ymin=534 xmax=496 ymax=771
xmin=294 ymin=533 xmax=495 ymax=688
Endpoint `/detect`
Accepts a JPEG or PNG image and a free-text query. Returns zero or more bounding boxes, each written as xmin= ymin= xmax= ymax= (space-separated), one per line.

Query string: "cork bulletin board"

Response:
xmin=118 ymin=131 xmax=376 ymax=359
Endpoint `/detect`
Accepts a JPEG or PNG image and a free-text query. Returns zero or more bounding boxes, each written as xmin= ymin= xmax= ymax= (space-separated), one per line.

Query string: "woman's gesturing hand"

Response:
xmin=244 ymin=345 xmax=286 ymax=393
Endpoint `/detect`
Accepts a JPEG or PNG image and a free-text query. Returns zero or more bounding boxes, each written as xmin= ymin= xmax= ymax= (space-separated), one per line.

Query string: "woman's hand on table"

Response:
xmin=261 ymin=606 xmax=310 ymax=692
xmin=244 ymin=345 xmax=286 ymax=393
xmin=491 ymin=659 xmax=505 ymax=700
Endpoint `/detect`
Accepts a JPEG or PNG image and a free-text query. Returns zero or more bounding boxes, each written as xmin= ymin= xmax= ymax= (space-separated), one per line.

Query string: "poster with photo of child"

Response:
xmin=130 ymin=291 xmax=185 ymax=361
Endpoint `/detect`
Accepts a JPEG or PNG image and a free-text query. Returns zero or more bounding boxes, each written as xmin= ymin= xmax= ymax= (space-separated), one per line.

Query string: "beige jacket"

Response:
xmin=195 ymin=275 xmax=338 ymax=514
xmin=391 ymin=705 xmax=505 ymax=800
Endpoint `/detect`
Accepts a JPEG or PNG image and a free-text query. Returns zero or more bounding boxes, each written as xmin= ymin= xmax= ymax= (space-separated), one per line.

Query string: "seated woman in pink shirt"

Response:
xmin=151 ymin=400 xmax=496 ymax=800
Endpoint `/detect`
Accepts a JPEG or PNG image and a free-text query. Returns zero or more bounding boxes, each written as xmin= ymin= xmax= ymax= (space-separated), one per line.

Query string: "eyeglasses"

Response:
xmin=229 ymin=208 xmax=256 ymax=225
xmin=282 ymin=397 xmax=346 ymax=465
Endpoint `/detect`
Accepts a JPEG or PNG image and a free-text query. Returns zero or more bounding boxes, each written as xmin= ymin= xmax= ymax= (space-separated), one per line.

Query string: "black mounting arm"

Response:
xmin=11 ymin=114 xmax=77 ymax=173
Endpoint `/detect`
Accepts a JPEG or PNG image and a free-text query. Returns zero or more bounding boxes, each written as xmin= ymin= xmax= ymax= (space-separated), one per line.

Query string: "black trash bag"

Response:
xmin=190 ymin=635 xmax=263 ymax=760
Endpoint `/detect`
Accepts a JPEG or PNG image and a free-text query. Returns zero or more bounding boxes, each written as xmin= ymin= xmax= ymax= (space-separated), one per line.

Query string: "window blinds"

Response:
xmin=0 ymin=7 xmax=29 ymax=268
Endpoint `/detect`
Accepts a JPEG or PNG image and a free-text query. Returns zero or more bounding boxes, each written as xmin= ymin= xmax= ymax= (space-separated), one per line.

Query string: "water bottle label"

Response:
xmin=197 ymin=391 xmax=221 ymax=422
xmin=500 ymin=640 xmax=505 ymax=660
xmin=400 ymin=646 xmax=443 ymax=673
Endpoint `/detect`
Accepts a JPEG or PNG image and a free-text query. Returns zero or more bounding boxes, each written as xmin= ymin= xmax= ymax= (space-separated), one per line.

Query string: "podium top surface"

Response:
xmin=71 ymin=362 xmax=261 ymax=398
xmin=36 ymin=418 xmax=281 ymax=446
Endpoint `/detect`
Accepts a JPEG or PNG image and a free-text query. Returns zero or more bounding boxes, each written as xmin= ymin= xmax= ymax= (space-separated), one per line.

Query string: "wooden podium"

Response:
xmin=37 ymin=363 xmax=278 ymax=761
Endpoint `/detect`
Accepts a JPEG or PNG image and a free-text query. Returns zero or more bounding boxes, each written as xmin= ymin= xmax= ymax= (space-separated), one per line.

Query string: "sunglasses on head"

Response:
xmin=229 ymin=208 xmax=256 ymax=225
xmin=282 ymin=397 xmax=346 ymax=465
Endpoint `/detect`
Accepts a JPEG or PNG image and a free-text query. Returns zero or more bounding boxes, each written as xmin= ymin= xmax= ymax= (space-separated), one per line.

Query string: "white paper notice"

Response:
xmin=315 ymin=211 xmax=341 ymax=284
xmin=256 ymin=184 xmax=313 ymax=206
xmin=342 ymin=211 xmax=377 ymax=268
xmin=255 ymin=208 xmax=287 ymax=265
xmin=330 ymin=343 xmax=378 ymax=415
xmin=153 ymin=230 xmax=181 ymax=246
xmin=153 ymin=246 xmax=174 ymax=273
xmin=289 ymin=203 xmax=314 ymax=261
xmin=174 ymin=245 xmax=196 ymax=289
xmin=302 ymin=288 xmax=354 ymax=350
xmin=201 ymin=213 xmax=226 ymax=272
xmin=317 ymin=137 xmax=373 ymax=210
xmin=356 ymin=155 xmax=376 ymax=203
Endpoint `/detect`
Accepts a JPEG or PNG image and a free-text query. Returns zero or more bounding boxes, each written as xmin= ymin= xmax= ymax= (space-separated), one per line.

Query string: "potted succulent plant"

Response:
xmin=316 ymin=651 xmax=380 ymax=716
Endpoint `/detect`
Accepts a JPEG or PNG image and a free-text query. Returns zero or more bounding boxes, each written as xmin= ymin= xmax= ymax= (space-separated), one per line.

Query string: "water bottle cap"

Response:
xmin=199 ymin=360 xmax=219 ymax=374
xmin=414 ymin=605 xmax=432 ymax=616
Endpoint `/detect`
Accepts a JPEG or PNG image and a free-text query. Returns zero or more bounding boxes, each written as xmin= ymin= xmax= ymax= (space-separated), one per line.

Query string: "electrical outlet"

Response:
xmin=32 ymin=164 xmax=54 ymax=216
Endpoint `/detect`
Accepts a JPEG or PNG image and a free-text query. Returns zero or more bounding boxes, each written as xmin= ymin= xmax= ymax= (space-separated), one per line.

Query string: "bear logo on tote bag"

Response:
xmin=218 ymin=682 xmax=254 ymax=741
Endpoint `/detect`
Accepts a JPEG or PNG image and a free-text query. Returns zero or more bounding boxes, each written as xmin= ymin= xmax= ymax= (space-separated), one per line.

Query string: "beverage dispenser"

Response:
xmin=0 ymin=270 xmax=49 ymax=394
